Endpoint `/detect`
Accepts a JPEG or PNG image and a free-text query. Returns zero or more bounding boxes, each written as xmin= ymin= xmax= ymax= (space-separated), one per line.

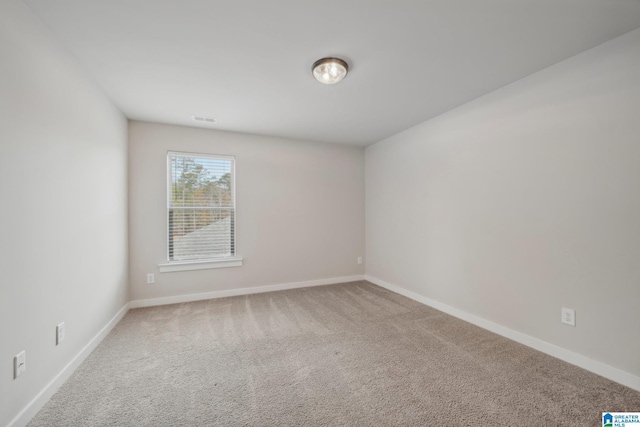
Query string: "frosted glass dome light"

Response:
xmin=312 ymin=58 xmax=349 ymax=84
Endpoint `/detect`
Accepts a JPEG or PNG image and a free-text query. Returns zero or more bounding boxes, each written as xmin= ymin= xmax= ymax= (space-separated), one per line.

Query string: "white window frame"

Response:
xmin=158 ymin=151 xmax=243 ymax=273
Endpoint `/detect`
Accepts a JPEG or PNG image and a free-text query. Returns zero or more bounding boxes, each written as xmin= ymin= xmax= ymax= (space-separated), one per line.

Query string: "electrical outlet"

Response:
xmin=14 ymin=351 xmax=26 ymax=379
xmin=146 ymin=273 xmax=155 ymax=284
xmin=56 ymin=322 xmax=65 ymax=345
xmin=357 ymin=257 xmax=363 ymax=265
xmin=561 ymin=307 xmax=576 ymax=327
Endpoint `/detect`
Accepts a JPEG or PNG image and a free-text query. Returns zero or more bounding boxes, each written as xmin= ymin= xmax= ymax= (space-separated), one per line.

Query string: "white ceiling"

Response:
xmin=25 ymin=0 xmax=640 ymax=146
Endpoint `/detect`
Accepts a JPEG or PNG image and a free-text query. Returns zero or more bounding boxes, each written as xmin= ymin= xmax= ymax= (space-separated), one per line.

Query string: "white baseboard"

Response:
xmin=8 ymin=303 xmax=130 ymax=427
xmin=365 ymin=275 xmax=640 ymax=392
xmin=129 ymin=275 xmax=366 ymax=308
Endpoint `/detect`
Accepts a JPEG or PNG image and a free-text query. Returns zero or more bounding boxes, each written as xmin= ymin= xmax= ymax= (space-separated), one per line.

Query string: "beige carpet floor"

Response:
xmin=29 ymin=281 xmax=639 ymax=426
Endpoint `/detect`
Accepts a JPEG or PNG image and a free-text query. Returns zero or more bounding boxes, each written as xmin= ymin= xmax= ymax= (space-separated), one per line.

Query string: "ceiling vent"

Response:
xmin=191 ymin=115 xmax=217 ymax=124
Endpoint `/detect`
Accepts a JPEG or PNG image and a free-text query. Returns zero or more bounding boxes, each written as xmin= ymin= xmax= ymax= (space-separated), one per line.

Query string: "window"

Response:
xmin=166 ymin=151 xmax=236 ymax=264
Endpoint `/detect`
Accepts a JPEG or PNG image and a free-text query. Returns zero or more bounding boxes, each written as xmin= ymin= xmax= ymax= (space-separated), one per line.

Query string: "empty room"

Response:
xmin=1 ymin=0 xmax=640 ymax=426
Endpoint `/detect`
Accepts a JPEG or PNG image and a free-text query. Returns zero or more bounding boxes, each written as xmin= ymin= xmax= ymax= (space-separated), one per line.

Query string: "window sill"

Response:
xmin=158 ymin=257 xmax=243 ymax=273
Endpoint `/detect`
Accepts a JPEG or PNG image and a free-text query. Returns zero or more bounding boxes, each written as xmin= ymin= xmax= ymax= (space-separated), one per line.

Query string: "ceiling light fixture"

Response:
xmin=312 ymin=57 xmax=349 ymax=85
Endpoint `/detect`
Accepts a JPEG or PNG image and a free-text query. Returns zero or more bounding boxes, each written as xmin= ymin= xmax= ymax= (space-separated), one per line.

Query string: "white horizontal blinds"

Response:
xmin=168 ymin=152 xmax=235 ymax=261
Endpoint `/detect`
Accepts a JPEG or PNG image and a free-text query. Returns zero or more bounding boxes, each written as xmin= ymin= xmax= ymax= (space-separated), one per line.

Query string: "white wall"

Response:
xmin=129 ymin=121 xmax=365 ymax=301
xmin=0 ymin=1 xmax=129 ymax=425
xmin=366 ymin=29 xmax=640 ymax=378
